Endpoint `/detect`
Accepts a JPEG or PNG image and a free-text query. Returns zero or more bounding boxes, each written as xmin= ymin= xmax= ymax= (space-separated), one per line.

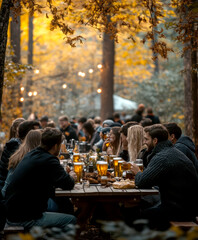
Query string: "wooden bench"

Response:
xmin=4 ymin=225 xmax=24 ymax=234
xmin=170 ymin=221 xmax=198 ymax=230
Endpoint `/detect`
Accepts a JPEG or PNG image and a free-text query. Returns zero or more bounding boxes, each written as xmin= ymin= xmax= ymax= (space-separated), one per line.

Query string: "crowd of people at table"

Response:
xmin=0 ymin=103 xmax=198 ymax=232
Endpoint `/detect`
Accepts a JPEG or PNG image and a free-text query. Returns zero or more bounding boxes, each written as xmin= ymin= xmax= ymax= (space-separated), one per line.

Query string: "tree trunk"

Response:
xmin=191 ymin=22 xmax=198 ymax=157
xmin=183 ymin=47 xmax=193 ymax=138
xmin=0 ymin=0 xmax=11 ymax=121
xmin=100 ymin=18 xmax=115 ymax=121
xmin=10 ymin=13 xmax=22 ymax=115
xmin=24 ymin=14 xmax=33 ymax=117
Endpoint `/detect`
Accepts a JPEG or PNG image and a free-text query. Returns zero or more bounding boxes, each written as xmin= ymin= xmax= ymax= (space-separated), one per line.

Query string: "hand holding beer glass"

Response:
xmin=134 ymin=159 xmax=144 ymax=172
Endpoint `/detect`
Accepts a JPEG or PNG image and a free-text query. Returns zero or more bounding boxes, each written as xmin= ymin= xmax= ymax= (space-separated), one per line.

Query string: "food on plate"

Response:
xmin=112 ymin=179 xmax=135 ymax=189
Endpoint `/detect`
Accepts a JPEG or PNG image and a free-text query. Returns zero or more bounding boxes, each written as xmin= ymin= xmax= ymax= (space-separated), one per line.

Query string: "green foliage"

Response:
xmin=133 ymin=56 xmax=185 ymax=125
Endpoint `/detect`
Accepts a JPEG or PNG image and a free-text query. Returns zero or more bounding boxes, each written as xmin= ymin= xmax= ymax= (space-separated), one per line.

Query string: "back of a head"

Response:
xmin=18 ymin=120 xmax=37 ymax=141
xmin=78 ymin=117 xmax=87 ymax=124
xmin=41 ymin=127 xmax=63 ymax=151
xmin=120 ymin=121 xmax=139 ymax=137
xmin=40 ymin=116 xmax=49 ymax=122
xmin=127 ymin=125 xmax=144 ymax=162
xmin=9 ymin=129 xmax=42 ymax=170
xmin=144 ymin=124 xmax=168 ymax=142
xmin=83 ymin=122 xmax=95 ymax=135
xmin=47 ymin=121 xmax=56 ymax=128
xmin=94 ymin=116 xmax=102 ymax=125
xmin=163 ymin=123 xmax=182 ymax=140
xmin=140 ymin=118 xmax=153 ymax=128
xmin=59 ymin=115 xmax=69 ymax=122
xmin=113 ymin=112 xmax=120 ymax=119
xmin=147 ymin=107 xmax=153 ymax=114
xmin=9 ymin=118 xmax=25 ymax=139
xmin=25 ymin=130 xmax=42 ymax=149
xmin=87 ymin=118 xmax=95 ymax=127
xmin=102 ymin=119 xmax=114 ymax=127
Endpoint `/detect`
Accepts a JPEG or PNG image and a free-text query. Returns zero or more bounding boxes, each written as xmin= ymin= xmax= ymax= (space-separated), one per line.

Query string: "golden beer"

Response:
xmin=97 ymin=161 xmax=108 ymax=176
xmin=113 ymin=157 xmax=122 ymax=177
xmin=118 ymin=160 xmax=125 ymax=177
xmin=135 ymin=159 xmax=144 ymax=172
xmin=105 ymin=142 xmax=110 ymax=148
xmin=73 ymin=162 xmax=84 ymax=183
xmin=109 ymin=155 xmax=117 ymax=168
xmin=73 ymin=153 xmax=80 ymax=162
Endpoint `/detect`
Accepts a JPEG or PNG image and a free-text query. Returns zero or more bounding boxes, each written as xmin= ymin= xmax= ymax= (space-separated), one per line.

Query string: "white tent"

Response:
xmin=81 ymin=94 xmax=137 ymax=111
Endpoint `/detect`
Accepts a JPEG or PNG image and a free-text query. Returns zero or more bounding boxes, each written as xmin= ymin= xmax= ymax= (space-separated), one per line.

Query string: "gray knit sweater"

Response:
xmin=135 ymin=140 xmax=198 ymax=216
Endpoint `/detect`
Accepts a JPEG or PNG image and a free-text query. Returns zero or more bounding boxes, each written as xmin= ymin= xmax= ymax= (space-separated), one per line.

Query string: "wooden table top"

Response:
xmin=55 ymin=185 xmax=159 ymax=198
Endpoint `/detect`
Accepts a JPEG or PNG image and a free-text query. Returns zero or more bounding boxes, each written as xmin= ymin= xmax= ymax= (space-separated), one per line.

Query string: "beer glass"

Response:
xmin=73 ymin=153 xmax=80 ymax=162
xmin=97 ymin=161 xmax=108 ymax=176
xmin=73 ymin=162 xmax=84 ymax=183
xmin=61 ymin=140 xmax=67 ymax=153
xmin=109 ymin=155 xmax=117 ymax=168
xmin=118 ymin=160 xmax=125 ymax=177
xmin=113 ymin=157 xmax=122 ymax=177
xmin=135 ymin=159 xmax=144 ymax=172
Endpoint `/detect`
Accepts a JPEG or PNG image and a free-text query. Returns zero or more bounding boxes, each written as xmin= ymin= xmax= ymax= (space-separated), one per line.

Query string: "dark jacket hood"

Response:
xmin=176 ymin=136 xmax=195 ymax=153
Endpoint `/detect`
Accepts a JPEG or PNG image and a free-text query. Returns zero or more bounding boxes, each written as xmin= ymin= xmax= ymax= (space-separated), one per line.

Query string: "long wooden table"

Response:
xmin=56 ymin=185 xmax=159 ymax=225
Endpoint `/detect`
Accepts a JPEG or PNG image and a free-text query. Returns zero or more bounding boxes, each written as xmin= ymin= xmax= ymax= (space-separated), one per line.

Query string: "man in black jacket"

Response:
xmin=164 ymin=123 xmax=198 ymax=173
xmin=5 ymin=128 xmax=76 ymax=230
xmin=59 ymin=115 xmax=78 ymax=142
xmin=0 ymin=120 xmax=38 ymax=191
xmin=131 ymin=124 xmax=198 ymax=229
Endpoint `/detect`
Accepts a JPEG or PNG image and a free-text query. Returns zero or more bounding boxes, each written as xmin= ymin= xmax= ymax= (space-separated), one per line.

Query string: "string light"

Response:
xmin=97 ymin=64 xmax=102 ymax=69
xmin=33 ymin=91 xmax=37 ymax=96
xmin=20 ymin=87 xmax=24 ymax=92
xmin=20 ymin=97 xmax=24 ymax=102
xmin=28 ymin=92 xmax=33 ymax=97
xmin=89 ymin=69 xmax=94 ymax=74
xmin=62 ymin=84 xmax=67 ymax=89
xmin=97 ymin=88 xmax=102 ymax=94
xmin=35 ymin=69 xmax=40 ymax=74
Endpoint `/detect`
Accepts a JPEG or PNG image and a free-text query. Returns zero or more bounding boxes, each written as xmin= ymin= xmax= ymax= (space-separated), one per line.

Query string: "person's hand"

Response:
xmin=130 ymin=163 xmax=141 ymax=175
xmin=69 ymin=171 xmax=77 ymax=181
xmin=66 ymin=166 xmax=71 ymax=173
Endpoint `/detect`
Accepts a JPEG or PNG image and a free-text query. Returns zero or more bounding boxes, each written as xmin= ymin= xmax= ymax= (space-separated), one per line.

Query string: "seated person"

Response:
xmin=83 ymin=122 xmax=100 ymax=147
xmin=118 ymin=122 xmax=138 ymax=162
xmin=5 ymin=128 xmax=76 ymax=230
xmin=93 ymin=127 xmax=111 ymax=152
xmin=131 ymin=125 xmax=198 ymax=230
xmin=59 ymin=115 xmax=78 ymax=142
xmin=0 ymin=120 xmax=38 ymax=191
xmin=102 ymin=127 xmax=120 ymax=155
xmin=164 ymin=122 xmax=198 ymax=173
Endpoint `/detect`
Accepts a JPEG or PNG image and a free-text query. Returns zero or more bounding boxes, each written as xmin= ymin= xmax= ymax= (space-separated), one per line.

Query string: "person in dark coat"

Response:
xmin=131 ymin=124 xmax=198 ymax=230
xmin=145 ymin=107 xmax=160 ymax=124
xmin=0 ymin=120 xmax=37 ymax=191
xmin=131 ymin=104 xmax=145 ymax=123
xmin=164 ymin=123 xmax=198 ymax=173
xmin=5 ymin=128 xmax=76 ymax=230
xmin=59 ymin=115 xmax=78 ymax=142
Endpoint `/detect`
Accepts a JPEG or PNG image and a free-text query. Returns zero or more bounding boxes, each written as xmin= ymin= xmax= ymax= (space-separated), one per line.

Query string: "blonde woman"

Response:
xmin=127 ymin=125 xmax=144 ymax=162
xmin=2 ymin=130 xmax=42 ymax=197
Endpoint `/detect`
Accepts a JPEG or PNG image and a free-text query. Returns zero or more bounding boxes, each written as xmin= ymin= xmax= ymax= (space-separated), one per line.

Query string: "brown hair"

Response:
xmin=40 ymin=127 xmax=63 ymax=151
xmin=83 ymin=122 xmax=95 ymax=140
xmin=128 ymin=125 xmax=144 ymax=162
xmin=9 ymin=118 xmax=25 ymax=140
xmin=144 ymin=124 xmax=168 ymax=142
xmin=59 ymin=115 xmax=69 ymax=122
xmin=110 ymin=127 xmax=121 ymax=155
xmin=120 ymin=121 xmax=138 ymax=136
xmin=8 ymin=130 xmax=42 ymax=170
xmin=47 ymin=121 xmax=56 ymax=128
